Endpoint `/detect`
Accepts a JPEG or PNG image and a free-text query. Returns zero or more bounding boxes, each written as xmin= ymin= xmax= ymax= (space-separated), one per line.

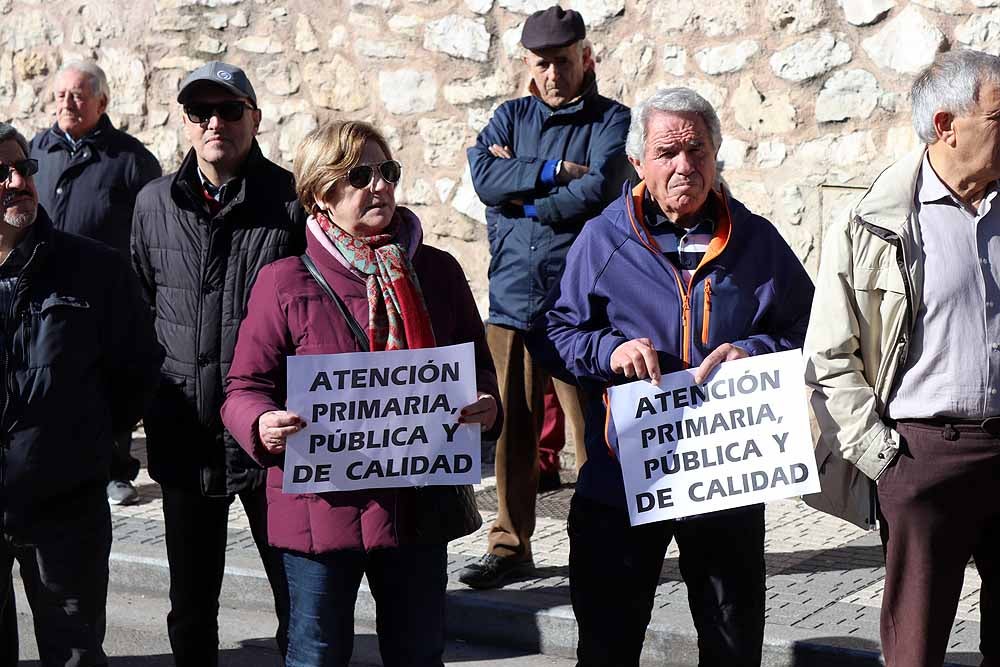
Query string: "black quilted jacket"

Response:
xmin=131 ymin=141 xmax=305 ymax=496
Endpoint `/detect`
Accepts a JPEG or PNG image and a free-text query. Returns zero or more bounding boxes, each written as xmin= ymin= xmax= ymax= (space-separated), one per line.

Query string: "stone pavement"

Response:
xmin=110 ymin=433 xmax=985 ymax=666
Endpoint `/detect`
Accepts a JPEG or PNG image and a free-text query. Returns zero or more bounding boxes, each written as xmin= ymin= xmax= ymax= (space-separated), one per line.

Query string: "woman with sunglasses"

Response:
xmin=221 ymin=119 xmax=500 ymax=667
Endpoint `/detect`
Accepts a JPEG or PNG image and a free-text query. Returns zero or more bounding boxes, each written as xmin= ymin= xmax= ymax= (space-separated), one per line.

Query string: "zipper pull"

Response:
xmin=702 ymin=279 xmax=712 ymax=346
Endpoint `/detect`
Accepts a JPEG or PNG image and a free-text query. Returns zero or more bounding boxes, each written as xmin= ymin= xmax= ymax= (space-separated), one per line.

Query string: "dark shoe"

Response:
xmin=538 ymin=470 xmax=561 ymax=493
xmin=107 ymin=480 xmax=139 ymax=506
xmin=458 ymin=554 xmax=534 ymax=589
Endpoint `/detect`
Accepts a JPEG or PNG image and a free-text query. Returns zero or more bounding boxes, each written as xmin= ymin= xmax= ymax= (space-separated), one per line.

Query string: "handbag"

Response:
xmin=299 ymin=255 xmax=483 ymax=543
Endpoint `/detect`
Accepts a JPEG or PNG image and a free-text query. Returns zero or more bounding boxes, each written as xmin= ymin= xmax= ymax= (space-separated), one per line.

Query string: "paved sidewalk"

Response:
xmin=109 ymin=434 xmax=984 ymax=666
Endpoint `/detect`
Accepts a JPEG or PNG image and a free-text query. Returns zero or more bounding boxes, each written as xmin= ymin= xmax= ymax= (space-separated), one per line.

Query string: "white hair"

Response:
xmin=911 ymin=49 xmax=1000 ymax=145
xmin=626 ymin=87 xmax=723 ymax=161
xmin=56 ymin=60 xmax=111 ymax=103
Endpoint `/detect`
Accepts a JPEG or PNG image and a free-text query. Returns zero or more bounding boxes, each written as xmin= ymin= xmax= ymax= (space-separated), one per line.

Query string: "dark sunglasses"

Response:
xmin=183 ymin=101 xmax=256 ymax=124
xmin=0 ymin=159 xmax=38 ymax=182
xmin=344 ymin=160 xmax=402 ymax=189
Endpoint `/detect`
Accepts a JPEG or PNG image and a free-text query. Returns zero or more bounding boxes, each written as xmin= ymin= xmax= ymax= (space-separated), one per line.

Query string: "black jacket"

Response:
xmin=30 ymin=114 xmax=162 ymax=254
xmin=131 ymin=141 xmax=306 ymax=496
xmin=1 ymin=212 xmax=163 ymax=539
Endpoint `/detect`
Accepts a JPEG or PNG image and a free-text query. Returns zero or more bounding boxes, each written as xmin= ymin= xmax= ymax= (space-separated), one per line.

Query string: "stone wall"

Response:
xmin=2 ymin=0 xmax=989 ymax=309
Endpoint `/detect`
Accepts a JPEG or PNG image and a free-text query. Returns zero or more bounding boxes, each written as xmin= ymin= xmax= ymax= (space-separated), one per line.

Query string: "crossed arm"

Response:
xmin=467 ymin=103 xmax=629 ymax=223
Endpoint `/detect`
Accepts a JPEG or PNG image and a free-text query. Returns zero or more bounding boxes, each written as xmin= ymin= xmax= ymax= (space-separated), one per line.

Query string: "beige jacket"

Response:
xmin=803 ymin=148 xmax=926 ymax=529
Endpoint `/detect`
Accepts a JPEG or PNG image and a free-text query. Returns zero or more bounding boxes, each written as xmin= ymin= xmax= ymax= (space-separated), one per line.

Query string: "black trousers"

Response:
xmin=161 ymin=485 xmax=289 ymax=667
xmin=0 ymin=488 xmax=111 ymax=666
xmin=568 ymin=494 xmax=766 ymax=667
xmin=108 ymin=430 xmax=139 ymax=483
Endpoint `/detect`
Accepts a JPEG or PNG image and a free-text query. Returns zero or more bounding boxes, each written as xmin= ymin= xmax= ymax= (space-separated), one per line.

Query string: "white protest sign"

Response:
xmin=283 ymin=342 xmax=480 ymax=493
xmin=608 ymin=349 xmax=819 ymax=526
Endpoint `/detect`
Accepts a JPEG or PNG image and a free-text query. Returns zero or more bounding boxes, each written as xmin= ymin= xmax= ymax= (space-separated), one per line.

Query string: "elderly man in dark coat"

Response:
xmin=29 ymin=59 xmax=162 ymax=505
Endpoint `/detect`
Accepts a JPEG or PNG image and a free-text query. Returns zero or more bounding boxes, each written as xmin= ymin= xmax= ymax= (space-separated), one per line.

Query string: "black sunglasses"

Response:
xmin=0 ymin=159 xmax=38 ymax=182
xmin=344 ymin=160 xmax=402 ymax=189
xmin=183 ymin=101 xmax=256 ymax=124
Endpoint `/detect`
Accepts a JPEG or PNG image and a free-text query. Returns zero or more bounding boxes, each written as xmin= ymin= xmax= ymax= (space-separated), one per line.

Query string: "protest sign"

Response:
xmin=283 ymin=342 xmax=480 ymax=493
xmin=608 ymin=349 xmax=819 ymax=526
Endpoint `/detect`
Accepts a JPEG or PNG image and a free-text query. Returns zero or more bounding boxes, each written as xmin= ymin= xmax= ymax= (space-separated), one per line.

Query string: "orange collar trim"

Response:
xmin=626 ymin=182 xmax=733 ymax=277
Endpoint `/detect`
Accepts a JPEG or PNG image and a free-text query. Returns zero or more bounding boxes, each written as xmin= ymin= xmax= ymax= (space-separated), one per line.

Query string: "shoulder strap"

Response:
xmin=299 ymin=254 xmax=370 ymax=352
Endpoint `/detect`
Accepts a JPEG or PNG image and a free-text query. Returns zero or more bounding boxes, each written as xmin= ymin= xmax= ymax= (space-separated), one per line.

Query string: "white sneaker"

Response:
xmin=107 ymin=480 xmax=139 ymax=506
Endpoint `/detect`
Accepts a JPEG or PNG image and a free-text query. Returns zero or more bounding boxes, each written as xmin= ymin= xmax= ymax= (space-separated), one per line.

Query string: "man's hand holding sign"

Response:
xmin=609 ymin=347 xmax=818 ymax=526
xmin=611 ymin=339 xmax=749 ymax=385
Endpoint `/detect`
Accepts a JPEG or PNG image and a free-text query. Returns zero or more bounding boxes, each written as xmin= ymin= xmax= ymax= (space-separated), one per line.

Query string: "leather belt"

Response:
xmin=898 ymin=417 xmax=1000 ymax=439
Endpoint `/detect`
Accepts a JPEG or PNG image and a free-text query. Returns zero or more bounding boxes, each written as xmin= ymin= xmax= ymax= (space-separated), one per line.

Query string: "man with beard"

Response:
xmin=0 ymin=121 xmax=162 ymax=666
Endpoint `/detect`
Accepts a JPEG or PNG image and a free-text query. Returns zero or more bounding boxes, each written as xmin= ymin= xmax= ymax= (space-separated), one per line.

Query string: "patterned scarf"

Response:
xmin=315 ymin=210 xmax=436 ymax=351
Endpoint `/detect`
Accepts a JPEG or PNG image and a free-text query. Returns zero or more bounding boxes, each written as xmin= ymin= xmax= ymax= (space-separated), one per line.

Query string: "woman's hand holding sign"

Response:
xmin=611 ymin=338 xmax=661 ymax=385
xmin=258 ymin=410 xmax=307 ymax=454
xmin=458 ymin=392 xmax=498 ymax=431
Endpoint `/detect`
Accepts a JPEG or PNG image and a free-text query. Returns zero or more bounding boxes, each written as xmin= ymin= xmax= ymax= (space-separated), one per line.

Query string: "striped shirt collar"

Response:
xmin=644 ymin=191 xmax=718 ymax=237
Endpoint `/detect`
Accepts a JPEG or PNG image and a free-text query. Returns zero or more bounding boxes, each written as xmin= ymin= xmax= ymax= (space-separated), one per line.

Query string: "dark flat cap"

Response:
xmin=177 ymin=61 xmax=257 ymax=106
xmin=521 ymin=5 xmax=586 ymax=51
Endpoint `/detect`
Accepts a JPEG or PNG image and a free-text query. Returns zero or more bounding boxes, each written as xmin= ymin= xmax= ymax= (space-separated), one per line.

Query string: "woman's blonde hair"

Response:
xmin=293 ymin=119 xmax=394 ymax=213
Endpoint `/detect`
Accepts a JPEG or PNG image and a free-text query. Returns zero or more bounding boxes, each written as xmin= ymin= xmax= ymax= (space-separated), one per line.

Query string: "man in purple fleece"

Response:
xmin=545 ymin=87 xmax=814 ymax=666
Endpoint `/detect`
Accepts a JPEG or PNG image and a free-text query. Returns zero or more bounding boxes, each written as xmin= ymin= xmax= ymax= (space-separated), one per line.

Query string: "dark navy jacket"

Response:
xmin=545 ymin=183 xmax=814 ymax=509
xmin=30 ymin=114 xmax=161 ymax=254
xmin=468 ymin=76 xmax=631 ymax=330
xmin=0 ymin=212 xmax=163 ymax=539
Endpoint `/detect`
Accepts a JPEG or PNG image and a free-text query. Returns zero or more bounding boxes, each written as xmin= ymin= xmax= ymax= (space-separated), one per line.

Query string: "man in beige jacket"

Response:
xmin=805 ymin=48 xmax=1000 ymax=667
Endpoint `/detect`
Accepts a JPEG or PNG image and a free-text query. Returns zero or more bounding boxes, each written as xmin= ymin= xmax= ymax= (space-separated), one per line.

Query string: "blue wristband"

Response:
xmin=522 ymin=203 xmax=538 ymax=218
xmin=539 ymin=160 xmax=559 ymax=187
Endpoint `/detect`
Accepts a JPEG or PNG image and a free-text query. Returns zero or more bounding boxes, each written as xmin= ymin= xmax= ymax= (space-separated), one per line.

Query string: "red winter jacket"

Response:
xmin=221 ymin=210 xmax=499 ymax=554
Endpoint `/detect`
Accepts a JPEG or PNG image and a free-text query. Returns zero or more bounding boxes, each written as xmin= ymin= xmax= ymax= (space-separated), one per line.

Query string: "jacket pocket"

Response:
xmin=144 ymin=373 xmax=195 ymax=441
xmin=32 ymin=295 xmax=90 ymax=314
xmin=487 ymin=217 xmax=515 ymax=256
xmin=853 ymin=266 xmax=905 ymax=294
xmin=25 ymin=296 xmax=95 ymax=369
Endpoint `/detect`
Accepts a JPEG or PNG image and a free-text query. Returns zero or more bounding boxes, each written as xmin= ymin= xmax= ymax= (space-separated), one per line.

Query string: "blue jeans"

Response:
xmin=283 ymin=544 xmax=447 ymax=667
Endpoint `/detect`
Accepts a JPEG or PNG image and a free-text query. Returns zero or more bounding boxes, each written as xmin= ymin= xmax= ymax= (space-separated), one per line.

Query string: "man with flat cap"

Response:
xmin=131 ymin=60 xmax=304 ymax=666
xmin=461 ymin=5 xmax=632 ymax=589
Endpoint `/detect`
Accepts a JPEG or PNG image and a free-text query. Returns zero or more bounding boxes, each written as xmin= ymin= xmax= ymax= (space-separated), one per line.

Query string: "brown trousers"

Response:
xmin=877 ymin=420 xmax=1000 ymax=667
xmin=485 ymin=324 xmax=586 ymax=559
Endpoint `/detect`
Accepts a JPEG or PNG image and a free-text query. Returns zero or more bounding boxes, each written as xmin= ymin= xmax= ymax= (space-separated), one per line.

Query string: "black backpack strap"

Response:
xmin=299 ymin=254 xmax=370 ymax=352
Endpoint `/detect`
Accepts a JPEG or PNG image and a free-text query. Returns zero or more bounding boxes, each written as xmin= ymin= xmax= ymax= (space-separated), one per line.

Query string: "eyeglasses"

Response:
xmin=0 ymin=159 xmax=38 ymax=182
xmin=344 ymin=160 xmax=402 ymax=189
xmin=183 ymin=101 xmax=256 ymax=124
